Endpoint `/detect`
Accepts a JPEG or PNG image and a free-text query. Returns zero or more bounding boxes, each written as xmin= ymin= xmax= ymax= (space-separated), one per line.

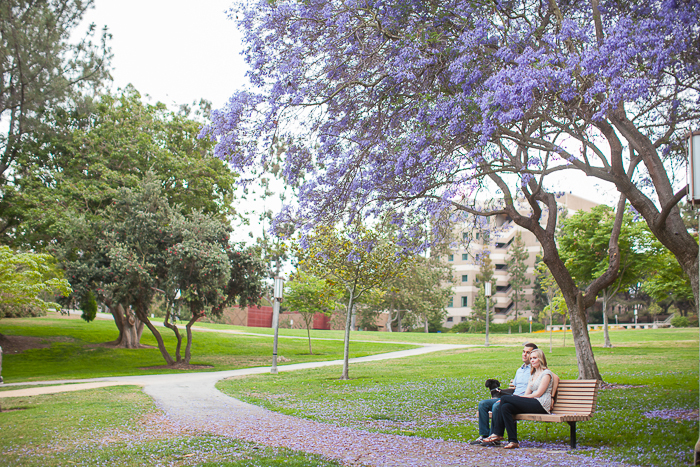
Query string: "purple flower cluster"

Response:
xmin=202 ymin=0 xmax=699 ymax=247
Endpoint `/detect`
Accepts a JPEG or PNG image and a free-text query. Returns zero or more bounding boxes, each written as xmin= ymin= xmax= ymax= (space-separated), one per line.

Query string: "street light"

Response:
xmin=686 ymin=129 xmax=700 ymax=465
xmin=484 ymin=282 xmax=492 ymax=347
xmin=271 ymin=276 xmax=284 ymax=375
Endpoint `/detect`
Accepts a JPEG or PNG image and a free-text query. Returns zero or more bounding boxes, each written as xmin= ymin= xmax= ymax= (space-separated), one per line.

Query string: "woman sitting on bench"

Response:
xmin=480 ymin=349 xmax=556 ymax=449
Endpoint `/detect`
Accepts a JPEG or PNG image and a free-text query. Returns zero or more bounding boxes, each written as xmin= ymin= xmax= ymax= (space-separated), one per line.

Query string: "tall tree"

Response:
xmin=376 ymin=255 xmax=453 ymax=332
xmin=506 ymin=232 xmax=529 ymax=320
xmin=12 ymin=86 xmax=236 ymax=249
xmin=642 ymin=245 xmax=695 ymax=317
xmin=0 ymin=0 xmax=111 ymax=237
xmin=19 ymin=87 xmax=237 ymax=346
xmin=295 ymin=224 xmax=412 ymax=379
xmin=205 ymin=0 xmax=700 ymax=380
xmin=558 ymin=205 xmax=655 ymax=347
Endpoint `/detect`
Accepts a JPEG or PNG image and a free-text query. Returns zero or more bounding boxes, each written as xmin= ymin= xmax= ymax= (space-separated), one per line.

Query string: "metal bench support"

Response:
xmin=568 ymin=421 xmax=577 ymax=449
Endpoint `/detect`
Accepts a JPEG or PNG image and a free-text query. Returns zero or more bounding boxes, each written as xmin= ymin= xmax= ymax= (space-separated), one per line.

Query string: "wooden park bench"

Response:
xmin=490 ymin=379 xmax=599 ymax=449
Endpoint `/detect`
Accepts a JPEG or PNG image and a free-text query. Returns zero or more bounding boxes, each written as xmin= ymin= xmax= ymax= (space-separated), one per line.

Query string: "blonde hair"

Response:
xmin=529 ymin=349 xmax=548 ymax=375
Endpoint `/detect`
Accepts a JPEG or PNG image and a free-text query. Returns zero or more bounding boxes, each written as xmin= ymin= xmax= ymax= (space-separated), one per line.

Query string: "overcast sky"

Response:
xmin=79 ymin=0 xmax=246 ymax=109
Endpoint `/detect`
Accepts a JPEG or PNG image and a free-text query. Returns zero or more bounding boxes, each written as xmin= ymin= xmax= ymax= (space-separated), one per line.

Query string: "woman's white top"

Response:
xmin=528 ymin=369 xmax=554 ymax=413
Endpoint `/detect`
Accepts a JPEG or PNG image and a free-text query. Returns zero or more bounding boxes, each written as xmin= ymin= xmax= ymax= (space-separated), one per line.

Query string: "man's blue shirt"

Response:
xmin=513 ymin=364 xmax=531 ymax=396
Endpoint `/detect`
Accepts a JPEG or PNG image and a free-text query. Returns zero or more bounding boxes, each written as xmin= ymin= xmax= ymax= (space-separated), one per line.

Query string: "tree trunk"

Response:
xmin=306 ymin=324 xmax=313 ymax=355
xmin=397 ymin=308 xmax=403 ymax=332
xmin=387 ymin=296 xmax=394 ymax=332
xmin=423 ymin=315 xmax=429 ymax=333
xmin=135 ymin=302 xmax=174 ymax=366
xmin=110 ymin=304 xmax=142 ymax=349
xmin=184 ymin=311 xmax=201 ymax=364
xmin=341 ymin=292 xmax=355 ymax=380
xmin=163 ymin=303 xmax=183 ymax=363
xmin=568 ymin=294 xmax=601 ymax=380
xmin=602 ymin=294 xmax=612 ymax=348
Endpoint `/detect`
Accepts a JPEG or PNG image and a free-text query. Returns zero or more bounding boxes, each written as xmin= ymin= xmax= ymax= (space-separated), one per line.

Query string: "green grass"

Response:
xmin=0 ymin=386 xmax=343 ymax=466
xmin=0 ymin=316 xmax=417 ymax=382
xmin=217 ymin=328 xmax=699 ymax=466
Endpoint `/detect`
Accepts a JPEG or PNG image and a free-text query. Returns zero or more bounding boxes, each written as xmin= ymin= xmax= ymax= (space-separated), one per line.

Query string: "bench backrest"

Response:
xmin=550 ymin=379 xmax=599 ymax=416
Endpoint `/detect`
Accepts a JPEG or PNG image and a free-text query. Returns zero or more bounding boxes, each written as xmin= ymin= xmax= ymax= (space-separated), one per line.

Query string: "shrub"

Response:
xmin=447 ymin=318 xmax=544 ymax=333
xmin=670 ymin=316 xmax=689 ymax=328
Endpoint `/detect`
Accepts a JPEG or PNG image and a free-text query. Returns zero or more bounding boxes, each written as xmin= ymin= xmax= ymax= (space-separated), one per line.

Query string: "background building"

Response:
xmin=443 ymin=194 xmax=598 ymax=327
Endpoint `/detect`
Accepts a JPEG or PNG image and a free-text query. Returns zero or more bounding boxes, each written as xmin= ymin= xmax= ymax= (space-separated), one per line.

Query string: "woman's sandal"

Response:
xmin=478 ymin=435 xmax=503 ymax=447
xmin=503 ymin=442 xmax=520 ymax=449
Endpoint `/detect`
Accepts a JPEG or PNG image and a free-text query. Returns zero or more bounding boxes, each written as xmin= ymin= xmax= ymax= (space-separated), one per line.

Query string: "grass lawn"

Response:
xmin=0 ymin=315 xmax=417 ymax=382
xmin=0 ymin=385 xmax=343 ymax=466
xmin=217 ymin=328 xmax=699 ymax=467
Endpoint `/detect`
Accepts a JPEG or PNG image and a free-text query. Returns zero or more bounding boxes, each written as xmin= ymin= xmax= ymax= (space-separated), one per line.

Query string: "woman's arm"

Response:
xmin=529 ymin=374 xmax=552 ymax=398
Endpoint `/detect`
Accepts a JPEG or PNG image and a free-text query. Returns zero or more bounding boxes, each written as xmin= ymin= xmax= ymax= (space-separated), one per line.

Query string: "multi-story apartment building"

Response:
xmin=442 ymin=194 xmax=598 ymax=327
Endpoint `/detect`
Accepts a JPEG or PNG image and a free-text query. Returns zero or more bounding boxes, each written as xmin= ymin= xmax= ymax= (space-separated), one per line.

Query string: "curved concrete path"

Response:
xmin=1 ymin=338 xmax=626 ymax=467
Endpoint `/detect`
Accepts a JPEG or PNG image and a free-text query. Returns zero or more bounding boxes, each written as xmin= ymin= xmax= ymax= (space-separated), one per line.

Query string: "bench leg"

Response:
xmin=568 ymin=421 xmax=576 ymax=449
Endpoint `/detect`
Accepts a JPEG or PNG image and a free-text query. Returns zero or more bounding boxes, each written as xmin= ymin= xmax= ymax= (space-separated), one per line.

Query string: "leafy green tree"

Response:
xmin=506 ymin=232 xmax=529 ymax=320
xmin=17 ymin=87 xmax=238 ymax=346
xmin=558 ymin=204 xmax=655 ymax=347
xmin=285 ymin=272 xmax=338 ymax=354
xmin=0 ymin=0 xmax=110 ymax=187
xmin=80 ymin=290 xmax=98 ymax=322
xmin=0 ymin=246 xmax=71 ymax=317
xmin=10 ymin=86 xmax=237 ymax=248
xmin=295 ymin=223 xmax=412 ymax=379
xmin=642 ymin=246 xmax=695 ymax=317
xmin=378 ymin=255 xmax=453 ymax=333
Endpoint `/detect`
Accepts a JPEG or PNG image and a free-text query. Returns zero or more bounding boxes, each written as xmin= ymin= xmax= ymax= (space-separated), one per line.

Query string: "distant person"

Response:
xmin=480 ymin=348 xmax=556 ymax=449
xmin=470 ymin=343 xmax=538 ymax=446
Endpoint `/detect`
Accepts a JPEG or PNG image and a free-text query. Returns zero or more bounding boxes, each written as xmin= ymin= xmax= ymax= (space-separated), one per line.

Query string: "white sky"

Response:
xmin=79 ymin=0 xmax=247 ymax=109
xmin=77 ymin=0 xmax=622 ymax=218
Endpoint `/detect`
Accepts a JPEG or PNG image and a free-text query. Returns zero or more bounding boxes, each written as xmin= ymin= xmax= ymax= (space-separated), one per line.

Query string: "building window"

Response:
xmin=447 ymin=298 xmax=453 ymax=307
xmin=448 ymin=254 xmax=454 ymax=261
xmin=446 ymin=317 xmax=454 ymax=322
xmin=461 ymin=296 xmax=468 ymax=307
xmin=461 ymin=317 xmax=468 ymax=322
xmin=461 ymin=274 xmax=468 ymax=282
xmin=476 ymin=232 xmax=480 ymax=239
xmin=462 ymin=253 xmax=469 ymax=260
xmin=463 ymin=232 xmax=468 ymax=240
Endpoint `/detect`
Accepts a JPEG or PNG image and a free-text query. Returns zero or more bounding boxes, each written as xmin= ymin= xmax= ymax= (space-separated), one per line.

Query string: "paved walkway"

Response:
xmin=1 ymin=335 xmax=625 ymax=466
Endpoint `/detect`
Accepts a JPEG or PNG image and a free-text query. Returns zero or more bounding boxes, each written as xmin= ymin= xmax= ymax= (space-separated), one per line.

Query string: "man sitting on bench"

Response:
xmin=470 ymin=342 xmax=538 ymax=446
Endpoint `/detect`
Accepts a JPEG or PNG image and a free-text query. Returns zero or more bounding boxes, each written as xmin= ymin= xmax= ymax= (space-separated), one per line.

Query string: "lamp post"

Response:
xmin=485 ymin=282 xmax=491 ymax=347
xmin=271 ymin=276 xmax=284 ymax=375
xmin=685 ymin=129 xmax=700 ymax=465
xmin=529 ymin=315 xmax=532 ymax=334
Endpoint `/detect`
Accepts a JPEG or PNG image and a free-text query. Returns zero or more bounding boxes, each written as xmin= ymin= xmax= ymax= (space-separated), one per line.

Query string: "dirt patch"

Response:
xmin=88 ymin=341 xmax=157 ymax=350
xmin=138 ymin=363 xmax=215 ymax=370
xmin=0 ymin=334 xmax=52 ymax=354
xmin=0 ymin=407 xmax=28 ymax=412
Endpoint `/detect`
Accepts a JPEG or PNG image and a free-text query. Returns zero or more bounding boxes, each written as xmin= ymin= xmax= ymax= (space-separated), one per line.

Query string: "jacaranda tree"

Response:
xmin=204 ymin=0 xmax=699 ymax=380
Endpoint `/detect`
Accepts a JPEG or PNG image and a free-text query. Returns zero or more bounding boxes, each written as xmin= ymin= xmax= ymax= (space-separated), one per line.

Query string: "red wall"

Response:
xmin=313 ymin=313 xmax=331 ymax=330
xmin=246 ymin=305 xmax=274 ymax=328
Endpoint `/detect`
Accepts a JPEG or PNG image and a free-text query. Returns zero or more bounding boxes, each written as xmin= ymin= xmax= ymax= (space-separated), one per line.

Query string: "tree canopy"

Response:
xmin=0 ymin=246 xmax=71 ymax=317
xmin=206 ymin=0 xmax=700 ymax=379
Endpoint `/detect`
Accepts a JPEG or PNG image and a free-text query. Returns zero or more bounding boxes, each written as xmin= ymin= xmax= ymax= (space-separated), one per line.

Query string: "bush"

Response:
xmin=447 ymin=318 xmax=544 ymax=333
xmin=670 ymin=316 xmax=689 ymax=328
xmin=80 ymin=291 xmax=98 ymax=322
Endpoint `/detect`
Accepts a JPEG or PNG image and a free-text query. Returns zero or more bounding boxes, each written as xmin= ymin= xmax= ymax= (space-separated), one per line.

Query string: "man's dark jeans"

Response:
xmin=477 ymin=397 xmax=503 ymax=437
